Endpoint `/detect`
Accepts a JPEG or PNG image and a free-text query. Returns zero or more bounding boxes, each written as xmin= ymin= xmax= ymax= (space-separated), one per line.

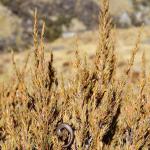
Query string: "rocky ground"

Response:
xmin=0 ymin=0 xmax=150 ymax=51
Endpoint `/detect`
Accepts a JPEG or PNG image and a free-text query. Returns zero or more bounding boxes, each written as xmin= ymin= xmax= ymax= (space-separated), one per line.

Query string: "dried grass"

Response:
xmin=0 ymin=0 xmax=150 ymax=149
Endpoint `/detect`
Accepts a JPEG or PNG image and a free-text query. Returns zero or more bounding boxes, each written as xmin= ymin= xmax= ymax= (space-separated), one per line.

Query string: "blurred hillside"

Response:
xmin=0 ymin=0 xmax=150 ymax=51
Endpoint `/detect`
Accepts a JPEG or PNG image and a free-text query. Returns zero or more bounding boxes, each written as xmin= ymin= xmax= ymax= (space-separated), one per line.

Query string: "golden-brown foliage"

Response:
xmin=0 ymin=0 xmax=150 ymax=150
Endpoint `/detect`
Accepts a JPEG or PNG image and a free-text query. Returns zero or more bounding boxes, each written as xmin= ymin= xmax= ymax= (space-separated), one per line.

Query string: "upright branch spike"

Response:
xmin=33 ymin=9 xmax=39 ymax=68
xmin=21 ymin=52 xmax=30 ymax=76
xmin=126 ymin=28 xmax=142 ymax=76
xmin=95 ymin=0 xmax=115 ymax=85
xmin=141 ymin=50 xmax=146 ymax=80
xmin=11 ymin=50 xmax=21 ymax=82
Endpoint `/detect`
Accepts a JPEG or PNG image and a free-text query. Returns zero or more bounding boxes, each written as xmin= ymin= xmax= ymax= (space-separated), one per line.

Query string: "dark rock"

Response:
xmin=132 ymin=0 xmax=150 ymax=26
xmin=115 ymin=12 xmax=132 ymax=28
xmin=75 ymin=0 xmax=100 ymax=29
xmin=0 ymin=0 xmax=100 ymax=50
xmin=0 ymin=4 xmax=25 ymax=51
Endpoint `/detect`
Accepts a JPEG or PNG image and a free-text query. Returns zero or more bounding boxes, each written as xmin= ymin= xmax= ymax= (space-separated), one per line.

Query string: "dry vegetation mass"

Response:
xmin=0 ymin=0 xmax=150 ymax=149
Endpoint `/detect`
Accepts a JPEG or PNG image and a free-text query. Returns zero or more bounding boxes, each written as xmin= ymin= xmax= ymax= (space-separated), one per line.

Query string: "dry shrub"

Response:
xmin=0 ymin=0 xmax=150 ymax=150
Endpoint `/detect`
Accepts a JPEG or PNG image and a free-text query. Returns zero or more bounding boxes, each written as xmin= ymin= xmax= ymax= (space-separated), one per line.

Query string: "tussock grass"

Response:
xmin=0 ymin=0 xmax=150 ymax=149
